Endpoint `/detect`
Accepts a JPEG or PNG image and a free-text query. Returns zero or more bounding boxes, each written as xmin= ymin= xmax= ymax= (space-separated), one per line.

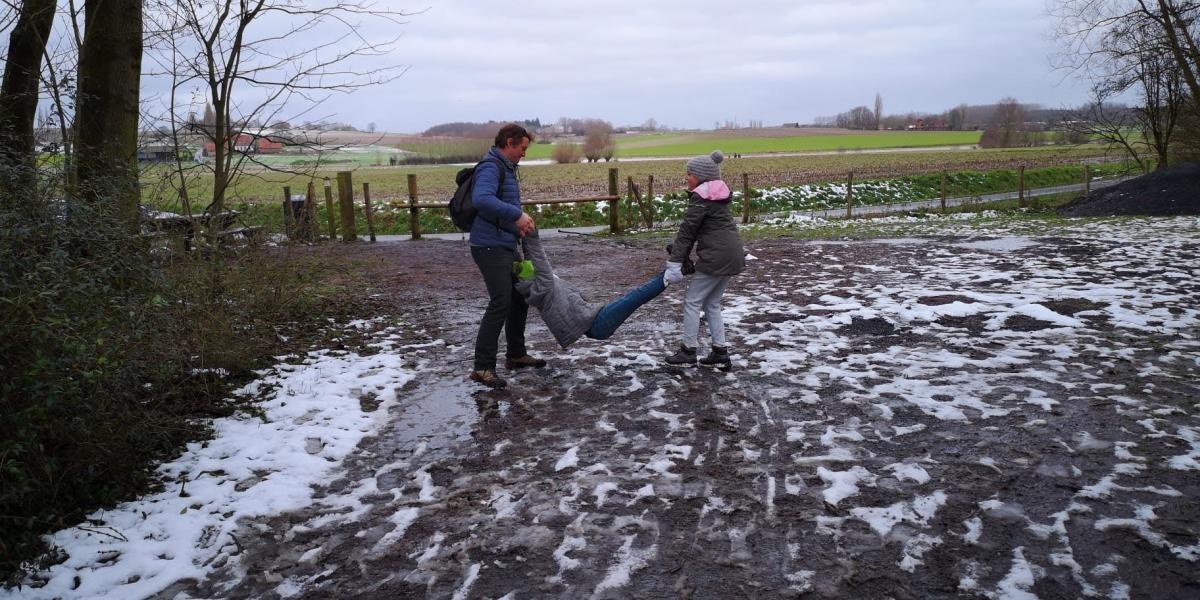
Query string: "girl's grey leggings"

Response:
xmin=682 ymin=272 xmax=731 ymax=348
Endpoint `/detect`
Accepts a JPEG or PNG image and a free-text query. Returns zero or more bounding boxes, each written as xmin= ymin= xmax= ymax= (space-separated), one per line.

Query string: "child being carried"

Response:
xmin=514 ymin=230 xmax=681 ymax=349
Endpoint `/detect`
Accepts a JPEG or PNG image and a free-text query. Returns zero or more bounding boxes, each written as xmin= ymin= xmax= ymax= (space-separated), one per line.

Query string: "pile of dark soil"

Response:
xmin=1057 ymin=161 xmax=1200 ymax=217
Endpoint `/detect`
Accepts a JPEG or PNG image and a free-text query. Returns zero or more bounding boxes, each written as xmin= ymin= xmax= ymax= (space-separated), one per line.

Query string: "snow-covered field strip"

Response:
xmin=6 ymin=215 xmax=1199 ymax=599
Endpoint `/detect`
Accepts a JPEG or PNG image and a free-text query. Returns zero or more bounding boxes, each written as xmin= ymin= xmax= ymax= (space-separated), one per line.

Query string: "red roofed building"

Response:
xmin=203 ymin=134 xmax=285 ymax=156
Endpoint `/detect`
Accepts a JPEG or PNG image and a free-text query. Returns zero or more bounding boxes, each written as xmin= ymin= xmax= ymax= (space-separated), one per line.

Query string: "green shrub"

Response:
xmin=0 ymin=197 xmax=200 ymax=578
xmin=0 ymin=187 xmax=351 ymax=580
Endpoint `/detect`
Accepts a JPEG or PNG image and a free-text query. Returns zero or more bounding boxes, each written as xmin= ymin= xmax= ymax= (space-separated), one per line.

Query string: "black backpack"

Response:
xmin=448 ymin=158 xmax=506 ymax=232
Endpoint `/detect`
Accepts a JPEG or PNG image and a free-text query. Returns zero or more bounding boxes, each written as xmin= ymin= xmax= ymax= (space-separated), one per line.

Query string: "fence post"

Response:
xmin=940 ymin=171 xmax=947 ymax=212
xmin=337 ymin=171 xmax=357 ymax=242
xmin=742 ymin=173 xmax=752 ymax=224
xmin=608 ymin=167 xmax=620 ymax=235
xmin=846 ymin=171 xmax=854 ymax=218
xmin=646 ymin=175 xmax=656 ymax=228
xmin=305 ymin=181 xmax=319 ymax=241
xmin=1084 ymin=164 xmax=1090 ymax=195
xmin=1018 ymin=165 xmax=1026 ymax=208
xmin=407 ymin=173 xmax=421 ymax=240
xmin=626 ymin=176 xmax=637 ymax=230
xmin=362 ymin=182 xmax=377 ymax=243
xmin=282 ymin=185 xmax=294 ymax=238
xmin=645 ymin=175 xmax=656 ymax=227
xmin=323 ymin=178 xmax=337 ymax=240
xmin=627 ymin=177 xmax=653 ymax=229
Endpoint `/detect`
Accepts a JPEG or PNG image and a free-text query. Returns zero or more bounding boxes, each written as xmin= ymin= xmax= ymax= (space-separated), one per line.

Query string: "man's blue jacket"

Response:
xmin=469 ymin=147 xmax=522 ymax=250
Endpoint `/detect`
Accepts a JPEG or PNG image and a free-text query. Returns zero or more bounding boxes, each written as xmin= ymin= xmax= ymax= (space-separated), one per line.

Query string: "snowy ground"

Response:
xmin=5 ymin=215 xmax=1199 ymax=599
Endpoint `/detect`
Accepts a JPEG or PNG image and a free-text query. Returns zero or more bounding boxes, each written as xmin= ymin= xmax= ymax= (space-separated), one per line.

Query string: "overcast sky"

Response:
xmin=312 ymin=0 xmax=1090 ymax=133
xmin=5 ymin=0 xmax=1095 ymax=133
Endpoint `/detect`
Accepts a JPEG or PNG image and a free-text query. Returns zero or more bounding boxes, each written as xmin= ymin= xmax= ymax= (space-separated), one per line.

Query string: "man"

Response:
xmin=468 ymin=124 xmax=544 ymax=389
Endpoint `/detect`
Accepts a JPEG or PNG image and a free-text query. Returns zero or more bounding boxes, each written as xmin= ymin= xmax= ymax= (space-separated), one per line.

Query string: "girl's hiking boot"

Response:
xmin=505 ymin=355 xmax=547 ymax=370
xmin=665 ymin=344 xmax=697 ymax=365
xmin=700 ymin=346 xmax=732 ymax=369
xmin=469 ymin=369 xmax=507 ymax=389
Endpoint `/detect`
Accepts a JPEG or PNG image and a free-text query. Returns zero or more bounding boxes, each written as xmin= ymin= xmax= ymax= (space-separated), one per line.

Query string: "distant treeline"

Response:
xmin=423 ymin=119 xmax=543 ymax=138
xmin=814 ymin=101 xmax=1090 ymax=131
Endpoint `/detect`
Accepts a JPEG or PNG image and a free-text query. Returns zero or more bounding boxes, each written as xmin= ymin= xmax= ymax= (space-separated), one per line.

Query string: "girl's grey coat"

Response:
xmin=515 ymin=233 xmax=600 ymax=349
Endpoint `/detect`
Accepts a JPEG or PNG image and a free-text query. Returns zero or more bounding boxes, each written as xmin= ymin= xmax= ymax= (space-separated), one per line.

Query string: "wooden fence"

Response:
xmin=281 ymin=163 xmax=1102 ymax=243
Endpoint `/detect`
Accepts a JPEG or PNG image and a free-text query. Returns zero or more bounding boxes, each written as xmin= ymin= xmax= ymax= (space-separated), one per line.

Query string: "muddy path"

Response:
xmin=168 ymin=225 xmax=1199 ymax=599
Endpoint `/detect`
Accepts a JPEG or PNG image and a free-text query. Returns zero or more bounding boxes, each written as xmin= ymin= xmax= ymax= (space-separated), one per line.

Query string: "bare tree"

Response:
xmin=1149 ymin=0 xmax=1200 ymax=109
xmin=582 ymin=119 xmax=613 ymax=163
xmin=73 ymin=0 xmax=143 ymax=224
xmin=1131 ymin=40 xmax=1185 ymax=167
xmin=835 ymin=105 xmax=874 ymax=130
xmin=551 ymin=141 xmax=580 ymax=164
xmin=143 ymin=0 xmax=413 ymax=245
xmin=0 ymin=0 xmax=56 ymax=198
xmin=1053 ymin=0 xmax=1195 ymax=166
xmin=980 ymin=98 xmax=1027 ymax=148
xmin=1062 ymin=101 xmax=1154 ymax=170
xmin=37 ymin=3 xmax=85 ymax=185
xmin=1052 ymin=0 xmax=1199 ymax=114
xmin=874 ymin=93 xmax=883 ymax=131
xmin=947 ymin=103 xmax=968 ymax=131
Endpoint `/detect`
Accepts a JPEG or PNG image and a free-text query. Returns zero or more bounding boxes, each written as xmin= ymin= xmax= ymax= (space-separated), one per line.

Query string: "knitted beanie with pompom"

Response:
xmin=685 ymin=150 xmax=724 ymax=183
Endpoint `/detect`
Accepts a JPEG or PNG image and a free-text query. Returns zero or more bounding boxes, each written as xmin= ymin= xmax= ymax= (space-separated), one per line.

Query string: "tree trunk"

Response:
xmin=0 ymin=0 xmax=57 ymax=198
xmin=1156 ymin=0 xmax=1200 ymax=113
xmin=74 ymin=0 xmax=143 ymax=227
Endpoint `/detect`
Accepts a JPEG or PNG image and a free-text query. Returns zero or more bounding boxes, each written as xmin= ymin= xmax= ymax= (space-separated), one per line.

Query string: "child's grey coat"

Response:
xmin=515 ymin=233 xmax=600 ymax=349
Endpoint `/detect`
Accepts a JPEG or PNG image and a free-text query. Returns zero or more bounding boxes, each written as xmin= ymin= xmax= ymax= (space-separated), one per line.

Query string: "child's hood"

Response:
xmin=693 ymin=180 xmax=732 ymax=202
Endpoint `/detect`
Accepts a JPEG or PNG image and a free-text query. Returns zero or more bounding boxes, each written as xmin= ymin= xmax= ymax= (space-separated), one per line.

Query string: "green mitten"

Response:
xmin=514 ymin=260 xmax=535 ymax=281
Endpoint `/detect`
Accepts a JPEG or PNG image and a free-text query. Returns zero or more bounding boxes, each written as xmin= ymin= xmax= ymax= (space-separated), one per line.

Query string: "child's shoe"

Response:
xmin=665 ymin=344 xmax=697 ymax=365
xmin=699 ymin=346 xmax=732 ymax=369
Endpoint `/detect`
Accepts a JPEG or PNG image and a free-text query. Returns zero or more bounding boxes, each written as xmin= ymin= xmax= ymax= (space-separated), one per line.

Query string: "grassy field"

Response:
xmin=521 ymin=130 xmax=984 ymax=159
xmin=142 ymin=147 xmax=1138 ymax=238
xmin=248 ymin=146 xmax=407 ymax=169
xmin=140 ymin=144 xmax=1122 ymax=213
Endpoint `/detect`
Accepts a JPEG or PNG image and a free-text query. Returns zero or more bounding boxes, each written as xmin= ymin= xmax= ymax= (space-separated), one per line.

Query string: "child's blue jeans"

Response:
xmin=586 ymin=272 xmax=666 ymax=340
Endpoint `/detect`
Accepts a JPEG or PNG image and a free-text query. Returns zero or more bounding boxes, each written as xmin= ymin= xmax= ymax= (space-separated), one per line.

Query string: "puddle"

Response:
xmin=951 ymin=237 xmax=1039 ymax=252
xmin=872 ymin=238 xmax=931 ymax=245
xmin=380 ymin=378 xmax=480 ymax=459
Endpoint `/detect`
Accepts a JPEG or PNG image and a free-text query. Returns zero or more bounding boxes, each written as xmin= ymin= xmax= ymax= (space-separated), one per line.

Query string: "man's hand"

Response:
xmin=516 ymin=212 xmax=535 ymax=237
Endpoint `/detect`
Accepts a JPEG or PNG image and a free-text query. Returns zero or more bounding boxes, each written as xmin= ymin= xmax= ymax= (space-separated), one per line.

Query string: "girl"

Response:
xmin=664 ymin=150 xmax=745 ymax=367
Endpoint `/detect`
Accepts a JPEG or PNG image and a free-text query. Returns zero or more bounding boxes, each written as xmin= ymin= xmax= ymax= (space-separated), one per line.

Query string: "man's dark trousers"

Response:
xmin=472 ymin=245 xmax=528 ymax=371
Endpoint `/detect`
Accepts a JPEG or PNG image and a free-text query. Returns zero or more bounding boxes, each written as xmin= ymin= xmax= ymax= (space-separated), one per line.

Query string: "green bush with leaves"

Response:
xmin=0 ymin=182 xmax=351 ymax=579
xmin=0 ymin=197 xmax=196 ymax=577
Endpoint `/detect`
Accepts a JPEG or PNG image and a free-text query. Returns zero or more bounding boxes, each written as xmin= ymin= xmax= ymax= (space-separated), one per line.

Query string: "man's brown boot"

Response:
xmin=505 ymin=355 xmax=547 ymax=370
xmin=469 ymin=369 xmax=507 ymax=389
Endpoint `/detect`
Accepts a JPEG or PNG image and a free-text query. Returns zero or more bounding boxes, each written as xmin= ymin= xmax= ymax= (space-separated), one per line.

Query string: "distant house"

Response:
xmin=137 ymin=144 xmax=180 ymax=162
xmin=257 ymin=138 xmax=284 ymax=153
xmin=906 ymin=117 xmax=950 ymax=131
xmin=203 ymin=133 xmax=286 ymax=156
xmin=781 ymin=122 xmax=801 ymax=128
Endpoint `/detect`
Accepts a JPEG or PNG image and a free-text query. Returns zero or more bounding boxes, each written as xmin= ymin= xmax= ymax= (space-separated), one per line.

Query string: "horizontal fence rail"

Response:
xmin=260 ymin=157 xmax=1138 ymax=243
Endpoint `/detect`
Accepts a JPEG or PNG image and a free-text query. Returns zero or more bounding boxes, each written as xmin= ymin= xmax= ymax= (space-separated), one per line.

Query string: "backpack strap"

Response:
xmin=484 ymin=156 xmax=507 ymax=189
xmin=475 ymin=156 xmax=511 ymax=233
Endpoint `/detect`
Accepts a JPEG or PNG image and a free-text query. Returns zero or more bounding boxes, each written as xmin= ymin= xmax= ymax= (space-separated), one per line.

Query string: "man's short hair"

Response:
xmin=495 ymin=124 xmax=533 ymax=149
